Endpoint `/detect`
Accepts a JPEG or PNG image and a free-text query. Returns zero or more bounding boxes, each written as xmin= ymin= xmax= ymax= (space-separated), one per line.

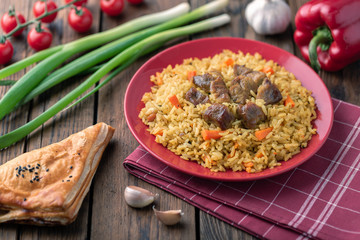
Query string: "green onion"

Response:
xmin=0 ymin=3 xmax=190 ymax=120
xmin=18 ymin=0 xmax=229 ymax=107
xmin=0 ymin=46 xmax=63 ymax=80
xmin=0 ymin=14 xmax=230 ymax=150
xmin=0 ymin=80 xmax=16 ymax=86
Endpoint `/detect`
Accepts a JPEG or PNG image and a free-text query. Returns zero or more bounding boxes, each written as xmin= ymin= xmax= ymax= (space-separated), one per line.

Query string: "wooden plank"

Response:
xmin=0 ymin=0 xmax=35 ymax=239
xmin=92 ymin=0 xmax=196 ymax=239
xmin=342 ymin=61 xmax=360 ymax=105
xmin=200 ymin=212 xmax=258 ymax=240
xmin=1 ymin=0 xmax=99 ymax=239
xmin=18 ymin=0 xmax=101 ymax=238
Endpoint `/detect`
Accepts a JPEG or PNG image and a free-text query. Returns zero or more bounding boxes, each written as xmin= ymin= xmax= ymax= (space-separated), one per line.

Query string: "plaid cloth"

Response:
xmin=123 ymin=99 xmax=360 ymax=240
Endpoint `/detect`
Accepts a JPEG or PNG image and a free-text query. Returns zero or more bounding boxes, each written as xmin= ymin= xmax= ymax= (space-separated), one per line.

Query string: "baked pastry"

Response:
xmin=0 ymin=122 xmax=115 ymax=225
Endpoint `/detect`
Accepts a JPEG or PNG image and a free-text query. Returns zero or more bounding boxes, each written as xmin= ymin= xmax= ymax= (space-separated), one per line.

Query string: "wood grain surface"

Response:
xmin=0 ymin=0 xmax=359 ymax=239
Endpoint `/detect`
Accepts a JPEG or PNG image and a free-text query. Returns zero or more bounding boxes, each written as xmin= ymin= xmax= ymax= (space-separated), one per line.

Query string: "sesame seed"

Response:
xmin=46 ymin=169 xmax=49 ymax=172
xmin=70 ymin=166 xmax=73 ymax=169
xmin=30 ymin=180 xmax=33 ymax=183
xmin=35 ymin=172 xmax=38 ymax=175
xmin=62 ymin=180 xmax=64 ymax=182
xmin=36 ymin=166 xmax=39 ymax=169
xmin=28 ymin=165 xmax=31 ymax=168
xmin=15 ymin=167 xmax=18 ymax=170
xmin=69 ymin=175 xmax=72 ymax=178
xmin=36 ymin=179 xmax=39 ymax=182
xmin=16 ymin=175 xmax=19 ymax=177
xmin=23 ymin=167 xmax=27 ymax=170
xmin=24 ymin=198 xmax=26 ymax=201
xmin=67 ymin=180 xmax=70 ymax=182
xmin=22 ymin=174 xmax=24 ymax=178
xmin=37 ymin=163 xmax=40 ymax=167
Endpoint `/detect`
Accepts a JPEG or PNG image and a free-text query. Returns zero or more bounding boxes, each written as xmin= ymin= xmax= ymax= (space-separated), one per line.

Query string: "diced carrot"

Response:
xmin=187 ymin=70 xmax=196 ymax=81
xmin=225 ymin=58 xmax=234 ymax=66
xmin=273 ymin=152 xmax=277 ymax=155
xmin=168 ymin=94 xmax=181 ymax=109
xmin=243 ymin=162 xmax=254 ymax=168
xmin=244 ymin=162 xmax=254 ymax=173
xmin=261 ymin=66 xmax=274 ymax=75
xmin=284 ymin=94 xmax=295 ymax=108
xmin=255 ymin=152 xmax=264 ymax=158
xmin=154 ymin=129 xmax=163 ymax=136
xmin=255 ymin=127 xmax=273 ymax=140
xmin=156 ymin=72 xmax=163 ymax=85
xmin=201 ymin=130 xmax=224 ymax=140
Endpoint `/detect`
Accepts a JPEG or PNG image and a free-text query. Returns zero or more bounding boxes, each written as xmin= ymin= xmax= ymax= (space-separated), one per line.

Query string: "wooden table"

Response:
xmin=1 ymin=0 xmax=359 ymax=239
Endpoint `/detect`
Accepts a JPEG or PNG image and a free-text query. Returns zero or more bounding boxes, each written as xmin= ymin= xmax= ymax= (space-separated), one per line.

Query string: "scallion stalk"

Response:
xmin=0 ymin=80 xmax=16 ymax=86
xmin=0 ymin=46 xmax=63 ymax=80
xmin=0 ymin=3 xmax=190 ymax=120
xmin=0 ymin=14 xmax=231 ymax=150
xmin=19 ymin=0 xmax=229 ymax=107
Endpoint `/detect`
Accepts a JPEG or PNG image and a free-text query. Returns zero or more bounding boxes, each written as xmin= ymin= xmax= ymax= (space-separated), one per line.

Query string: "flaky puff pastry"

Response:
xmin=0 ymin=122 xmax=115 ymax=225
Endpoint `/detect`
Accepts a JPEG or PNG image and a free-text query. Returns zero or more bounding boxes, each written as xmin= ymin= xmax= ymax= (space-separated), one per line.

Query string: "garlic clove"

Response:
xmin=124 ymin=185 xmax=158 ymax=208
xmin=152 ymin=205 xmax=184 ymax=225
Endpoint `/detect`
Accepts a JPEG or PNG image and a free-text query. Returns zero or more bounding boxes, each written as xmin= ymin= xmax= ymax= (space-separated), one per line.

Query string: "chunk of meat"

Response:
xmin=256 ymin=78 xmax=282 ymax=104
xmin=237 ymin=102 xmax=266 ymax=129
xmin=229 ymin=76 xmax=257 ymax=104
xmin=240 ymin=76 xmax=258 ymax=93
xmin=210 ymin=77 xmax=231 ymax=103
xmin=234 ymin=64 xmax=252 ymax=76
xmin=246 ymin=71 xmax=266 ymax=87
xmin=229 ymin=84 xmax=249 ymax=104
xmin=203 ymin=103 xmax=234 ymax=130
xmin=233 ymin=64 xmax=266 ymax=87
xmin=185 ymin=87 xmax=210 ymax=106
xmin=193 ymin=73 xmax=215 ymax=93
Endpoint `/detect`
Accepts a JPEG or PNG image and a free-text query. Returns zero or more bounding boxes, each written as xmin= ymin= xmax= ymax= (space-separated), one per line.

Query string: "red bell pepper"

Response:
xmin=294 ymin=0 xmax=360 ymax=72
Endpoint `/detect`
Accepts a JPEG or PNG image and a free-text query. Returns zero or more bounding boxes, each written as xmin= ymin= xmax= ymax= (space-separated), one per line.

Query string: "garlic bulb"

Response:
xmin=124 ymin=186 xmax=158 ymax=208
xmin=153 ymin=206 xmax=183 ymax=225
xmin=245 ymin=0 xmax=291 ymax=35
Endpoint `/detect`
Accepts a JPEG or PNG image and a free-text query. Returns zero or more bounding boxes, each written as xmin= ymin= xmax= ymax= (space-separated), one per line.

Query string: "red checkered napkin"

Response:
xmin=123 ymin=99 xmax=360 ymax=240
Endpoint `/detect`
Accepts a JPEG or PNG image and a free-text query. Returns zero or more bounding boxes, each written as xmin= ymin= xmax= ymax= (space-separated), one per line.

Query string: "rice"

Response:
xmin=139 ymin=50 xmax=317 ymax=173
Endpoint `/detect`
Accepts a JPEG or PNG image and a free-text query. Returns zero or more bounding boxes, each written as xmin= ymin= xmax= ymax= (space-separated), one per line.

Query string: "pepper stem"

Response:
xmin=309 ymin=26 xmax=333 ymax=73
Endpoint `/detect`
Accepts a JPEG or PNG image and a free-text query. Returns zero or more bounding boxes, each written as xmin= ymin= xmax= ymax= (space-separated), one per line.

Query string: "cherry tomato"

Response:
xmin=27 ymin=26 xmax=53 ymax=51
xmin=100 ymin=0 xmax=124 ymax=17
xmin=68 ymin=7 xmax=93 ymax=33
xmin=65 ymin=0 xmax=88 ymax=7
xmin=33 ymin=0 xmax=58 ymax=23
xmin=1 ymin=11 xmax=26 ymax=37
xmin=126 ymin=0 xmax=143 ymax=4
xmin=0 ymin=40 xmax=13 ymax=65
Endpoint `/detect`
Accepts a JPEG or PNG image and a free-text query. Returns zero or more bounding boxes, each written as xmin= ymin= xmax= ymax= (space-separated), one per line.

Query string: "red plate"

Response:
xmin=124 ymin=37 xmax=333 ymax=181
